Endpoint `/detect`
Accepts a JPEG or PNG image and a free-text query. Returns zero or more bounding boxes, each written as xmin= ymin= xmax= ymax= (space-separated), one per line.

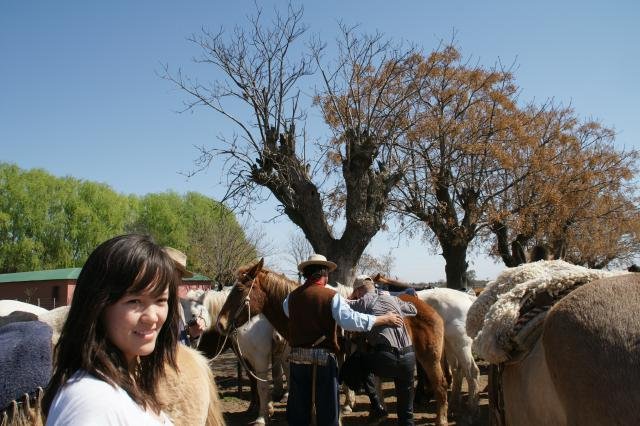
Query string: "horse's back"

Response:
xmin=160 ymin=345 xmax=225 ymax=426
xmin=0 ymin=300 xmax=48 ymax=316
xmin=398 ymin=294 xmax=444 ymax=353
xmin=543 ymin=273 xmax=640 ymax=425
xmin=417 ymin=288 xmax=474 ymax=317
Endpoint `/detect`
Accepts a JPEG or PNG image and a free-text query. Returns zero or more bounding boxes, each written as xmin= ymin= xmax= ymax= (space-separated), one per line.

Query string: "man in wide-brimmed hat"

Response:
xmin=349 ymin=274 xmax=418 ymax=425
xmin=164 ymin=247 xmax=209 ymax=348
xmin=282 ymin=254 xmax=405 ymax=426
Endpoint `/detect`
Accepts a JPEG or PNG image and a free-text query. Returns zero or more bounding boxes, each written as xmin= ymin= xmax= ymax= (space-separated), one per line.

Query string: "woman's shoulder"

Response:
xmin=53 ymin=370 xmax=119 ymax=402
xmin=47 ymin=370 xmax=173 ymax=426
xmin=46 ymin=371 xmax=139 ymax=425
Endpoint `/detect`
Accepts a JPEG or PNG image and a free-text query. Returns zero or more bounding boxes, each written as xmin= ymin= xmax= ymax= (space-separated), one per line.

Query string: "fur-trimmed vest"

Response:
xmin=288 ymin=283 xmax=339 ymax=353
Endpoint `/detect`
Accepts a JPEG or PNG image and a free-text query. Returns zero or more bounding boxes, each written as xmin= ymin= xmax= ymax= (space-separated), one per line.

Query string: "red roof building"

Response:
xmin=0 ymin=268 xmax=212 ymax=309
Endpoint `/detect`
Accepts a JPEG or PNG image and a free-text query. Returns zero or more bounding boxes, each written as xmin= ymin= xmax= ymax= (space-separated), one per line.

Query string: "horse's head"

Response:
xmin=216 ymin=258 xmax=267 ymax=335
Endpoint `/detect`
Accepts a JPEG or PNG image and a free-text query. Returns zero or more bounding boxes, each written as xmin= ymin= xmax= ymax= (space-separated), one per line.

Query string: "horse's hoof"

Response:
xmin=248 ymin=418 xmax=266 ymax=425
xmin=341 ymin=405 xmax=353 ymax=414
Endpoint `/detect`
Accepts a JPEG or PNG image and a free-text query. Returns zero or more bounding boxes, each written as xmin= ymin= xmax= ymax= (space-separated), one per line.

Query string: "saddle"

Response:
xmin=469 ymin=260 xmax=626 ymax=364
xmin=506 ymin=281 xmax=585 ymax=363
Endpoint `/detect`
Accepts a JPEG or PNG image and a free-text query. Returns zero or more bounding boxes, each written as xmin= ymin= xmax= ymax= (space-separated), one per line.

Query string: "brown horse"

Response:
xmin=468 ymin=260 xmax=640 ymax=426
xmin=216 ymin=259 xmax=449 ymax=426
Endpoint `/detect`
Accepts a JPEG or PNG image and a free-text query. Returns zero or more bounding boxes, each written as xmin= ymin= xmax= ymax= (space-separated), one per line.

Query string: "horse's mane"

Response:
xmin=201 ymin=287 xmax=232 ymax=321
xmin=236 ymin=264 xmax=299 ymax=303
xmin=374 ymin=274 xmax=431 ymax=289
xmin=327 ymin=282 xmax=352 ymax=298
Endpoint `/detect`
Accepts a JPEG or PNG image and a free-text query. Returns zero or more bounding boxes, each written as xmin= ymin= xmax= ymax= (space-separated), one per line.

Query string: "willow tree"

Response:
xmin=487 ymin=108 xmax=640 ymax=268
xmin=0 ymin=163 xmax=133 ymax=273
xmin=390 ymin=46 xmax=537 ymax=288
xmin=129 ymin=191 xmax=259 ymax=285
xmin=163 ymin=6 xmax=418 ymax=284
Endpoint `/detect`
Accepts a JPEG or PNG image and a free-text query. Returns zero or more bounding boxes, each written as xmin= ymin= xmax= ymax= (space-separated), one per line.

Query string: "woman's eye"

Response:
xmin=156 ymin=298 xmax=169 ymax=304
xmin=126 ymin=299 xmax=141 ymax=305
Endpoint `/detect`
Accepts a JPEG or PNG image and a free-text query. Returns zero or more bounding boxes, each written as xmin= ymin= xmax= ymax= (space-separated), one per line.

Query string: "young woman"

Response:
xmin=43 ymin=234 xmax=180 ymax=425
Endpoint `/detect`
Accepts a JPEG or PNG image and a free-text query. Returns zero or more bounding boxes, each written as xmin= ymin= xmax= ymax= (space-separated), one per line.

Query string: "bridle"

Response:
xmin=226 ymin=272 xmax=269 ymax=383
xmin=229 ymin=272 xmax=257 ymax=329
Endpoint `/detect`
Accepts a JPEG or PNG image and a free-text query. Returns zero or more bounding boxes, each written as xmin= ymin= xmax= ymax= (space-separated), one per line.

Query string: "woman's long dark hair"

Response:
xmin=43 ymin=234 xmax=180 ymax=415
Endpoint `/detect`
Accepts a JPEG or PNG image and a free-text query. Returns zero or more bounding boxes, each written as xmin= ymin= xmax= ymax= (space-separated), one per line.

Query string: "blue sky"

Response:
xmin=2 ymin=0 xmax=638 ymax=281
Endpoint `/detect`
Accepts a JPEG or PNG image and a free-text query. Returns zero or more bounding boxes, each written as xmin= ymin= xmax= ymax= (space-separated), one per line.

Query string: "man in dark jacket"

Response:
xmin=282 ymin=255 xmax=404 ymax=426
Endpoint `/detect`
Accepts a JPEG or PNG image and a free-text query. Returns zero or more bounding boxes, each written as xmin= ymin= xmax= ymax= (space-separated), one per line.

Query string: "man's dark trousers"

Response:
xmin=287 ymin=356 xmax=339 ymax=426
xmin=363 ymin=348 xmax=416 ymax=425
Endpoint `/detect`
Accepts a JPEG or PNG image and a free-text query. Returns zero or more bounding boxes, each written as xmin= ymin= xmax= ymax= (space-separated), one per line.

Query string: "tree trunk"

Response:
xmin=491 ymin=221 xmax=529 ymax=267
xmin=441 ymin=242 xmax=469 ymax=289
xmin=329 ymin=248 xmax=360 ymax=287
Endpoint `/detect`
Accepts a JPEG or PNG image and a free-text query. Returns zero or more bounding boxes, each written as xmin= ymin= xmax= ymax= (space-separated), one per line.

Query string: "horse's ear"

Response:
xmin=373 ymin=273 xmax=382 ymax=282
xmin=248 ymin=258 xmax=264 ymax=278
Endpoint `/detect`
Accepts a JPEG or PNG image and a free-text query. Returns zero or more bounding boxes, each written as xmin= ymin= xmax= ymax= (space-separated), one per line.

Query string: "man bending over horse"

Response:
xmin=283 ymin=254 xmax=403 ymax=426
xmin=349 ymin=274 xmax=418 ymax=426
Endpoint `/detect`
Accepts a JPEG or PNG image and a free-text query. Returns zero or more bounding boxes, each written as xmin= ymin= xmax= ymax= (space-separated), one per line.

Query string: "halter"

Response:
xmin=226 ymin=272 xmax=269 ymax=383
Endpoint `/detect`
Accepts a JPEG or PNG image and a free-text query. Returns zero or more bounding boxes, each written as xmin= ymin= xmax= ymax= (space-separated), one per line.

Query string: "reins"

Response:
xmin=225 ymin=273 xmax=269 ymax=383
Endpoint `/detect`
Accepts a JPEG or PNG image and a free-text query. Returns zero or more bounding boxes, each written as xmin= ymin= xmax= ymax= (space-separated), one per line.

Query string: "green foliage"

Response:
xmin=129 ymin=191 xmax=257 ymax=283
xmin=0 ymin=163 xmax=133 ymax=272
xmin=0 ymin=163 xmax=255 ymax=278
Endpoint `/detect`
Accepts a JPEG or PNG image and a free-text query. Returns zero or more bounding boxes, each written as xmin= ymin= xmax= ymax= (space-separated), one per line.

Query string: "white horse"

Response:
xmin=416 ymin=288 xmax=480 ymax=415
xmin=0 ymin=299 xmax=48 ymax=316
xmin=199 ymin=288 xmax=289 ymax=425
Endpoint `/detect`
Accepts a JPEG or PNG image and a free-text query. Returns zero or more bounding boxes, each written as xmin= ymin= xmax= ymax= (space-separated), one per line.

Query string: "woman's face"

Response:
xmin=103 ymin=287 xmax=170 ymax=367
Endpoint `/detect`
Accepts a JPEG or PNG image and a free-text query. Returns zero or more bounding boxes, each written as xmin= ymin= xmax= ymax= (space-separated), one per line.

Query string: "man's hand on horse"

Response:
xmin=376 ymin=312 xmax=404 ymax=327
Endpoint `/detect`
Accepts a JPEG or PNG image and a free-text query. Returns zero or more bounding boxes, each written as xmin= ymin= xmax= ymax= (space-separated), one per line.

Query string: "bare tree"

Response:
xmin=356 ymin=250 xmax=395 ymax=280
xmin=284 ymin=231 xmax=313 ymax=282
xmin=189 ymin=216 xmax=270 ymax=288
xmin=163 ymin=6 xmax=418 ymax=285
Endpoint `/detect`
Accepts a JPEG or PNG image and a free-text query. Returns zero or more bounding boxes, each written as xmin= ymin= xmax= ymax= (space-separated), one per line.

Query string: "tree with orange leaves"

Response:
xmin=488 ymin=109 xmax=639 ymax=268
xmin=389 ymin=45 xmax=543 ymax=288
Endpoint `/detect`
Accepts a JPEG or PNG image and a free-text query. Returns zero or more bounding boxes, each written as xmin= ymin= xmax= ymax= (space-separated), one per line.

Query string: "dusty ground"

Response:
xmin=212 ymin=349 xmax=490 ymax=425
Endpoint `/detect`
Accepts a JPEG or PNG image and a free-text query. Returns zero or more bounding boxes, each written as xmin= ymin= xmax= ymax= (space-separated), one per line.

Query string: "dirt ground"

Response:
xmin=212 ymin=349 xmax=490 ymax=425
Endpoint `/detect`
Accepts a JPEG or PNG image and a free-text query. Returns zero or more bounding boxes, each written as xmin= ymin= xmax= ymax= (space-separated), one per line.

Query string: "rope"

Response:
xmin=224 ymin=276 xmax=269 ymax=382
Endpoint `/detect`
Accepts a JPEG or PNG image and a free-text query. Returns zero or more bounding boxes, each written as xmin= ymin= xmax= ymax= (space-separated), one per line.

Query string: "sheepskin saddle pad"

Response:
xmin=466 ymin=260 xmax=627 ymax=364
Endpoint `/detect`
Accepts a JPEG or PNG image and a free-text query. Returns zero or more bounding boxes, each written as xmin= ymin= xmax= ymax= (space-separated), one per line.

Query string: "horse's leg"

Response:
xmin=239 ymin=320 xmax=275 ymax=425
xmin=271 ymin=335 xmax=288 ymax=402
xmin=271 ymin=345 xmax=285 ymax=400
xmin=246 ymin=364 xmax=259 ymax=415
xmin=411 ymin=318 xmax=448 ymax=426
xmin=442 ymin=350 xmax=452 ymax=387
xmin=461 ymin=341 xmax=480 ymax=416
xmin=419 ymin=352 xmax=448 ymax=426
xmin=445 ymin=340 xmax=463 ymax=411
xmin=375 ymin=376 xmax=385 ymax=411
xmin=413 ymin=362 xmax=432 ymax=406
xmin=341 ymin=384 xmax=356 ymax=414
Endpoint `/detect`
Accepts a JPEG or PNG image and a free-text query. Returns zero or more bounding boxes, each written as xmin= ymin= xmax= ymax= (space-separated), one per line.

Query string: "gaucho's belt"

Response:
xmin=289 ymin=347 xmax=334 ymax=366
xmin=374 ymin=344 xmax=414 ymax=356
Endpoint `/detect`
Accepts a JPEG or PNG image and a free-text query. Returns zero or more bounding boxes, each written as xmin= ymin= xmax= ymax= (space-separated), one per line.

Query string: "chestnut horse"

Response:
xmin=374 ymin=274 xmax=480 ymax=417
xmin=216 ymin=259 xmax=449 ymax=426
